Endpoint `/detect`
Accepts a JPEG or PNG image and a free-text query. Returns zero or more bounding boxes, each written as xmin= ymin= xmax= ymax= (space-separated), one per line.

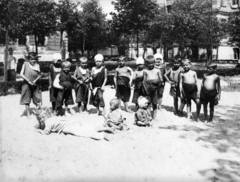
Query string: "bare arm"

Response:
xmin=216 ymin=76 xmax=221 ymax=100
xmin=20 ymin=63 xmax=32 ymax=84
xmin=127 ymin=67 xmax=134 ymax=87
xmin=101 ymin=68 xmax=108 ymax=88
xmin=114 ymin=68 xmax=118 ymax=89
xmin=143 ymin=70 xmax=147 ymax=82
xmin=158 ymin=70 xmax=163 ymax=82
xmin=179 ymin=73 xmax=183 ymax=98
xmin=164 ymin=69 xmax=171 ymax=83
xmin=49 ymin=65 xmax=52 ymax=87
xmin=53 ymin=74 xmax=63 ymax=89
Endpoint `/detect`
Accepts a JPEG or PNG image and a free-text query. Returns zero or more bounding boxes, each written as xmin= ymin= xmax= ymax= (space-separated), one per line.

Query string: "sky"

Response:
xmin=99 ymin=0 xmax=115 ymax=19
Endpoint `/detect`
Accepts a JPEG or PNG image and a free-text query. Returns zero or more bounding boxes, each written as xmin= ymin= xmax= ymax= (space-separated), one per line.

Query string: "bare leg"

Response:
xmin=209 ymin=100 xmax=215 ymax=123
xmin=186 ymin=104 xmax=191 ymax=119
xmin=25 ymin=104 xmax=30 ymax=118
xmin=203 ymin=102 xmax=208 ymax=123
xmin=78 ymin=102 xmax=83 ymax=113
xmin=95 ymin=126 xmax=115 ymax=133
xmin=158 ymin=98 xmax=163 ymax=110
xmin=196 ymin=99 xmax=201 ymax=122
xmin=153 ymin=104 xmax=158 ymax=120
xmin=173 ymin=97 xmax=179 ymax=115
xmin=179 ymin=99 xmax=185 ymax=117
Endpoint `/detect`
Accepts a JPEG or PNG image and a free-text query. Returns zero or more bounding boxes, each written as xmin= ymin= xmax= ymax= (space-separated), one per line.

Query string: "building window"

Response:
xmin=232 ymin=0 xmax=239 ymax=5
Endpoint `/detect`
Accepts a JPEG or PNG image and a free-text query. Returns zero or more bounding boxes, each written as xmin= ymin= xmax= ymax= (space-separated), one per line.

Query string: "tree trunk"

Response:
xmin=34 ymin=32 xmax=38 ymax=59
xmin=60 ymin=30 xmax=63 ymax=48
xmin=4 ymin=26 xmax=9 ymax=81
xmin=136 ymin=31 xmax=139 ymax=58
xmin=82 ymin=34 xmax=85 ymax=56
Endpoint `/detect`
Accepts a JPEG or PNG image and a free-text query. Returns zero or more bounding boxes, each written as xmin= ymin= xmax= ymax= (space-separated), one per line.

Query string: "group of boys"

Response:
xmin=19 ymin=51 xmax=221 ymax=126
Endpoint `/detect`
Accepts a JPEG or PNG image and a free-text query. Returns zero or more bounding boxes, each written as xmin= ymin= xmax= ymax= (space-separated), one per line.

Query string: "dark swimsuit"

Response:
xmin=200 ymin=87 xmax=218 ymax=105
xmin=116 ymin=76 xmax=131 ymax=102
xmin=182 ymin=83 xmax=198 ymax=104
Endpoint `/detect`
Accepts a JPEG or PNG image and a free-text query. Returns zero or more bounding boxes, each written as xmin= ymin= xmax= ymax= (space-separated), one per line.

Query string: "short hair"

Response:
xmin=35 ymin=107 xmax=52 ymax=121
xmin=145 ymin=55 xmax=155 ymax=64
xmin=182 ymin=59 xmax=191 ymax=65
xmin=110 ymin=98 xmax=120 ymax=110
xmin=62 ymin=61 xmax=71 ymax=68
xmin=118 ymin=55 xmax=126 ymax=61
xmin=207 ymin=62 xmax=217 ymax=69
xmin=137 ymin=96 xmax=149 ymax=108
xmin=79 ymin=57 xmax=88 ymax=63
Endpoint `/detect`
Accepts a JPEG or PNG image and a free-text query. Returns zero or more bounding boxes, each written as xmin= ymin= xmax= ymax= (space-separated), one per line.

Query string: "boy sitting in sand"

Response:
xmin=103 ymin=98 xmax=128 ymax=131
xmin=114 ymin=55 xmax=133 ymax=112
xmin=143 ymin=55 xmax=163 ymax=119
xmin=135 ymin=96 xmax=153 ymax=127
xmin=164 ymin=58 xmax=185 ymax=116
xmin=179 ymin=59 xmax=201 ymax=121
xmin=200 ymin=62 xmax=221 ymax=123
xmin=34 ymin=107 xmax=114 ymax=141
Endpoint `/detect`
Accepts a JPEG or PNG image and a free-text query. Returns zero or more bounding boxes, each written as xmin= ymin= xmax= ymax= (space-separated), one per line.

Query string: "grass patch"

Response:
xmin=222 ymin=83 xmax=240 ymax=92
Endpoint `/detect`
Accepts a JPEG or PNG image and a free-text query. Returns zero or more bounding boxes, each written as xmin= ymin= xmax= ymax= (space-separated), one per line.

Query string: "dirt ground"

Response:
xmin=1 ymin=80 xmax=240 ymax=182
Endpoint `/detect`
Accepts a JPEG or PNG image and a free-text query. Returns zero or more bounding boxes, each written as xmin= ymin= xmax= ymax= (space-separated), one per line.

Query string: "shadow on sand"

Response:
xmin=159 ymin=104 xmax=240 ymax=181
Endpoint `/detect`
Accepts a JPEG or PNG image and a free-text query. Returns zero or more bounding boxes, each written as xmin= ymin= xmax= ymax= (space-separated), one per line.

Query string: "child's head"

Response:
xmin=182 ymin=59 xmax=191 ymax=71
xmin=145 ymin=55 xmax=155 ymax=70
xmin=136 ymin=57 xmax=144 ymax=70
xmin=109 ymin=98 xmax=120 ymax=111
xmin=94 ymin=54 xmax=104 ymax=68
xmin=118 ymin=55 xmax=126 ymax=67
xmin=137 ymin=96 xmax=149 ymax=109
xmin=27 ymin=52 xmax=40 ymax=65
xmin=79 ymin=57 xmax=88 ymax=69
xmin=53 ymin=53 xmax=62 ymax=67
xmin=207 ymin=62 xmax=217 ymax=73
xmin=35 ymin=107 xmax=52 ymax=129
xmin=62 ymin=61 xmax=71 ymax=73
xmin=154 ymin=53 xmax=163 ymax=67
xmin=172 ymin=58 xmax=181 ymax=68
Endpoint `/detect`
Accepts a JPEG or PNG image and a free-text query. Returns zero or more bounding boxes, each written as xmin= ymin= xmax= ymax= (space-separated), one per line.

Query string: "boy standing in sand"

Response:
xmin=114 ymin=55 xmax=133 ymax=112
xmin=164 ymin=58 xmax=185 ymax=116
xmin=154 ymin=53 xmax=166 ymax=110
xmin=53 ymin=61 xmax=74 ymax=116
xmin=132 ymin=57 xmax=145 ymax=108
xmin=143 ymin=55 xmax=163 ymax=120
xmin=179 ymin=59 xmax=201 ymax=121
xmin=72 ymin=57 xmax=91 ymax=113
xmin=20 ymin=52 xmax=42 ymax=118
xmin=90 ymin=54 xmax=107 ymax=115
xmin=200 ymin=62 xmax=221 ymax=123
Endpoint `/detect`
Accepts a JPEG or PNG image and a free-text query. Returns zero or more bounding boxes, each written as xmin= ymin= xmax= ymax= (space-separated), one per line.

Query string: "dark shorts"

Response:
xmin=49 ymin=87 xmax=59 ymax=102
xmin=116 ymin=85 xmax=131 ymax=102
xmin=170 ymin=83 xmax=180 ymax=98
xmin=74 ymin=83 xmax=89 ymax=104
xmin=20 ymin=83 xmax=42 ymax=105
xmin=182 ymin=83 xmax=198 ymax=104
xmin=55 ymin=88 xmax=74 ymax=107
xmin=158 ymin=85 xmax=165 ymax=98
xmin=200 ymin=87 xmax=218 ymax=105
xmin=90 ymin=88 xmax=105 ymax=107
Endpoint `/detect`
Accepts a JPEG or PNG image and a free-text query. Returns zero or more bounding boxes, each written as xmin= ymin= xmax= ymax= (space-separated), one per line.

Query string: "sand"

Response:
xmin=1 ymin=82 xmax=240 ymax=182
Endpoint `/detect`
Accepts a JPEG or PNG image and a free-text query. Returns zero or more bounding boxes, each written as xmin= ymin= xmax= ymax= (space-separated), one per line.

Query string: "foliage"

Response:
xmin=228 ymin=11 xmax=240 ymax=47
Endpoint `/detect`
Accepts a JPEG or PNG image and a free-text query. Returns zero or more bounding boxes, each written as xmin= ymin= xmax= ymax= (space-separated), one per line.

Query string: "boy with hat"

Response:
xmin=90 ymin=54 xmax=107 ymax=115
xmin=114 ymin=55 xmax=133 ymax=113
xmin=132 ymin=57 xmax=145 ymax=107
xmin=72 ymin=57 xmax=91 ymax=113
xmin=49 ymin=53 xmax=62 ymax=114
xmin=154 ymin=53 xmax=166 ymax=110
xmin=20 ymin=52 xmax=42 ymax=118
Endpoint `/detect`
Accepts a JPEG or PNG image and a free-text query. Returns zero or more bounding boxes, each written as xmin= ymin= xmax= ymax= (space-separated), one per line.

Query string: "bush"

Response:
xmin=195 ymin=68 xmax=240 ymax=79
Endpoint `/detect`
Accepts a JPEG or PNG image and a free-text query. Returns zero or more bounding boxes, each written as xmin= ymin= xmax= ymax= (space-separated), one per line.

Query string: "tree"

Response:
xmin=111 ymin=0 xmax=159 ymax=57
xmin=228 ymin=11 xmax=240 ymax=47
xmin=0 ymin=0 xmax=23 ymax=81
xmin=19 ymin=0 xmax=58 ymax=55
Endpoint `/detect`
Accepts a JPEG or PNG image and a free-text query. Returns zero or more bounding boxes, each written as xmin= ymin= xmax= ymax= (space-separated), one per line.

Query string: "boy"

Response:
xmin=164 ymin=58 xmax=185 ymax=116
xmin=103 ymin=98 xmax=128 ymax=131
xmin=132 ymin=57 xmax=144 ymax=107
xmin=90 ymin=54 xmax=107 ymax=115
xmin=20 ymin=52 xmax=42 ymax=118
xmin=135 ymin=96 xmax=153 ymax=127
xmin=154 ymin=53 xmax=166 ymax=110
xmin=72 ymin=57 xmax=91 ymax=113
xmin=143 ymin=55 xmax=163 ymax=120
xmin=179 ymin=59 xmax=201 ymax=121
xmin=200 ymin=62 xmax=221 ymax=123
xmin=114 ymin=55 xmax=133 ymax=112
xmin=49 ymin=53 xmax=62 ymax=114
xmin=53 ymin=61 xmax=74 ymax=116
